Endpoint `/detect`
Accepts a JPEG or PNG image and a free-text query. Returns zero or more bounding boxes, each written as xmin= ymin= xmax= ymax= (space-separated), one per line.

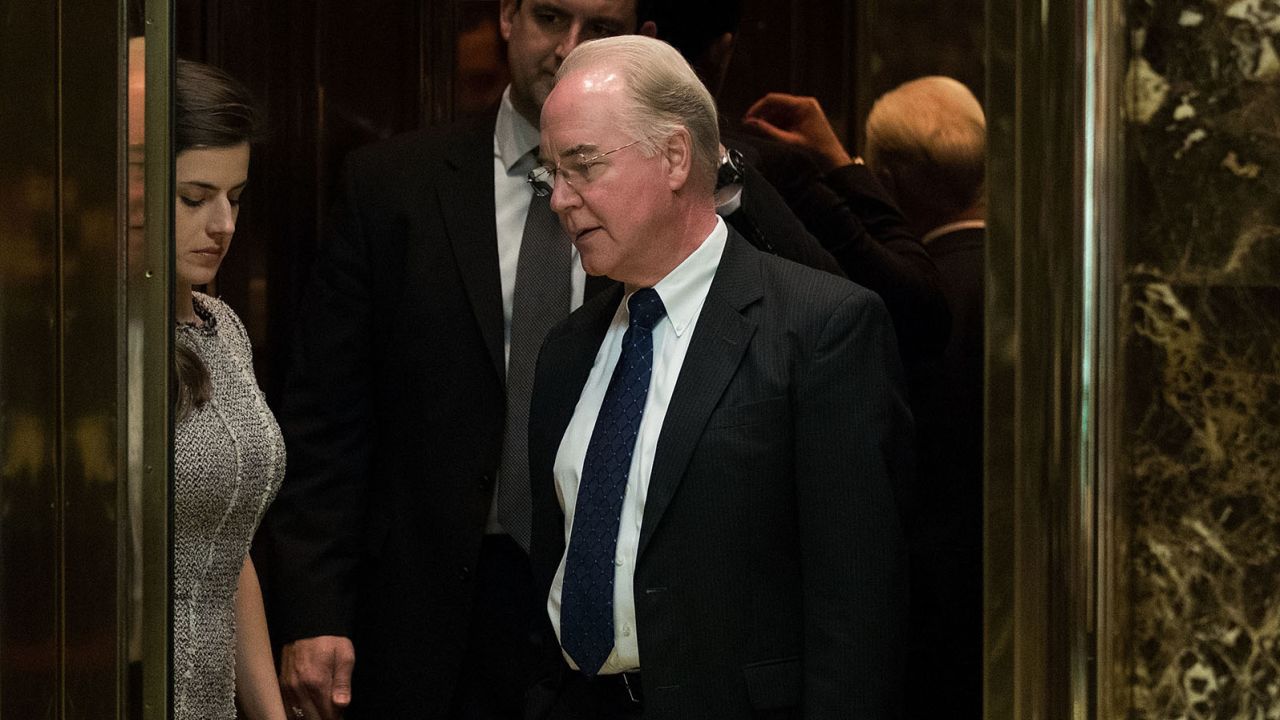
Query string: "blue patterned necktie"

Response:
xmin=560 ymin=288 xmax=667 ymax=676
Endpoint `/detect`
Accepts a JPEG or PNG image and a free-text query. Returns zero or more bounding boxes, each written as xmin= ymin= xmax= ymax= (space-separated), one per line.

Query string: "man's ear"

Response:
xmin=663 ymin=128 xmax=694 ymax=191
xmin=499 ymin=0 xmax=518 ymax=41
xmin=638 ymin=20 xmax=658 ymax=38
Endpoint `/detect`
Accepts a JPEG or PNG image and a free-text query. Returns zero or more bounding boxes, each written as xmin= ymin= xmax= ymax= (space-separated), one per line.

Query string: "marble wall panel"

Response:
xmin=1128 ymin=283 xmax=1280 ymax=717
xmin=1126 ymin=0 xmax=1280 ymax=717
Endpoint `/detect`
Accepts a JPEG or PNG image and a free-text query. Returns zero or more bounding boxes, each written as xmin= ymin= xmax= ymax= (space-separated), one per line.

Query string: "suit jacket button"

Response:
xmin=458 ymin=564 xmax=472 ymax=581
xmin=479 ymin=474 xmax=492 ymax=492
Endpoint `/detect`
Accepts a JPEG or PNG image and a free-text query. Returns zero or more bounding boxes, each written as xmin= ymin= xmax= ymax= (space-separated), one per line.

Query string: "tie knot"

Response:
xmin=627 ymin=288 xmax=666 ymax=331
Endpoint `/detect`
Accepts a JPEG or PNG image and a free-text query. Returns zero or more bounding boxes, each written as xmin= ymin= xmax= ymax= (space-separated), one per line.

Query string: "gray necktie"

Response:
xmin=497 ymin=190 xmax=571 ymax=551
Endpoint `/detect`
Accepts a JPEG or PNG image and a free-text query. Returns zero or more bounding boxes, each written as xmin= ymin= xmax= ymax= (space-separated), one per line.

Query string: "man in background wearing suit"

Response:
xmin=527 ymin=36 xmax=912 ymax=719
xmin=864 ymin=76 xmax=986 ymax=720
xmin=262 ymin=1 xmax=842 ymax=718
xmin=746 ymin=75 xmax=988 ymax=716
xmin=636 ymin=0 xmax=953 ymax=365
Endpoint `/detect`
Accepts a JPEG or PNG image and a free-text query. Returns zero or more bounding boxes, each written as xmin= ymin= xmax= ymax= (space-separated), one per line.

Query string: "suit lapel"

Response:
xmin=584 ymin=272 xmax=617 ymax=300
xmin=439 ymin=113 xmax=506 ymax=379
xmin=638 ymin=231 xmax=763 ymax=560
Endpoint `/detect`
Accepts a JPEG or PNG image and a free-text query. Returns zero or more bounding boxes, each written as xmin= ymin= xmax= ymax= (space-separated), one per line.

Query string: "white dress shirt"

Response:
xmin=548 ymin=217 xmax=729 ymax=674
xmin=487 ymin=87 xmax=587 ymax=534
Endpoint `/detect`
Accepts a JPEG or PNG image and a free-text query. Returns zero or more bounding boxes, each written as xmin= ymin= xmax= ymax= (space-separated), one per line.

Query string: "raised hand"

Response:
xmin=743 ymin=92 xmax=855 ymax=172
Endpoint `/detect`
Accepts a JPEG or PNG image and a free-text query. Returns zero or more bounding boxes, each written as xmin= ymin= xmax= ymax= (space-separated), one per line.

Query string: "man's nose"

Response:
xmin=548 ymin=177 xmax=580 ymax=214
xmin=554 ymin=22 xmax=585 ymax=61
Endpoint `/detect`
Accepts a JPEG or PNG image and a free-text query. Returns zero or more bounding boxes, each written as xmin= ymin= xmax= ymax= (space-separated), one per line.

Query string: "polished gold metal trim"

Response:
xmin=0 ymin=0 xmax=61 ymax=715
xmin=1090 ymin=0 xmax=1129 ymax=714
xmin=119 ymin=7 xmax=131 ymax=715
xmin=60 ymin=0 xmax=129 ymax=714
xmin=982 ymin=1 xmax=1019 ymax=714
xmin=984 ymin=0 xmax=1109 ymax=716
xmin=138 ymin=1 xmax=173 ymax=717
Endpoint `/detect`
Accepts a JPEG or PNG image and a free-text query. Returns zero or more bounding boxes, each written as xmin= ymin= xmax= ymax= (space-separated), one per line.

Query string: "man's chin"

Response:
xmin=577 ymin=251 xmax=610 ymax=279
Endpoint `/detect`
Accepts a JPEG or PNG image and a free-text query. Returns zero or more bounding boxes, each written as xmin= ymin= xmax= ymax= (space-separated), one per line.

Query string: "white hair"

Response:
xmin=557 ymin=35 xmax=721 ymax=190
xmin=865 ymin=76 xmax=986 ymax=222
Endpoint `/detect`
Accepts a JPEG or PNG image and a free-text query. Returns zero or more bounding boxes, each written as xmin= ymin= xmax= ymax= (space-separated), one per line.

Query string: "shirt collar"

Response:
xmin=628 ymin=216 xmax=727 ymax=339
xmin=494 ymin=86 xmax=543 ymax=173
xmin=921 ymin=219 xmax=986 ymax=245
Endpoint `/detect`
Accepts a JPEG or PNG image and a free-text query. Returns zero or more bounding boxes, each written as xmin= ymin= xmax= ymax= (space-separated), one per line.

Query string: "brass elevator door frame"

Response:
xmin=139 ymin=0 xmax=175 ymax=718
xmin=0 ymin=0 xmax=172 ymax=717
xmin=982 ymin=0 xmax=1126 ymax=716
xmin=0 ymin=0 xmax=66 ymax=710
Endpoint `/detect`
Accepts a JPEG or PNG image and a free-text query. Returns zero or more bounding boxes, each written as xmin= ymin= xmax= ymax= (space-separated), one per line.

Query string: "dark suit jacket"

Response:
xmin=263 ymin=114 xmax=511 ymax=717
xmin=724 ymin=157 xmax=846 ymax=279
xmin=728 ymin=128 xmax=952 ymax=365
xmin=263 ymin=110 xmax=855 ymax=716
xmin=905 ymin=226 xmax=984 ymax=719
xmin=528 ymin=230 xmax=913 ymax=719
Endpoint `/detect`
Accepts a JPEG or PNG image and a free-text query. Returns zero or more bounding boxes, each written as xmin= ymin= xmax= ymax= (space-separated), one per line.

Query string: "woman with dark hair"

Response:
xmin=171 ymin=59 xmax=287 ymax=720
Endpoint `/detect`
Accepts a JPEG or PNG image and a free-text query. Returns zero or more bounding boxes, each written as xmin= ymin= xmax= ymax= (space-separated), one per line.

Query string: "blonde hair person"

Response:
xmin=864 ymin=75 xmax=986 ymax=237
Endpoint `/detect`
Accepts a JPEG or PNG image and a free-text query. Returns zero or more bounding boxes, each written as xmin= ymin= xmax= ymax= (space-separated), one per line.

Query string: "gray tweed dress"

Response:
xmin=174 ymin=292 xmax=285 ymax=719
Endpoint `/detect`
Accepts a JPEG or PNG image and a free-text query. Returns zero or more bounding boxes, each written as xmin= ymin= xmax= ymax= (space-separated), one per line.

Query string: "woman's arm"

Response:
xmin=236 ymin=555 xmax=288 ymax=720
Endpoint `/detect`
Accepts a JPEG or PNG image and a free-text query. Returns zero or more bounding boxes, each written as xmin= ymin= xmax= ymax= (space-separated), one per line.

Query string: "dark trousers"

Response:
xmin=448 ymin=534 xmax=539 ymax=720
xmin=905 ymin=540 xmax=983 ymax=719
xmin=546 ymin=669 xmax=644 ymax=720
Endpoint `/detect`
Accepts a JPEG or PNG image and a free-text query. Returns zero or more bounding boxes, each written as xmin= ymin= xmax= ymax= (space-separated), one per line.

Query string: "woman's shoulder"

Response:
xmin=192 ymin=291 xmax=253 ymax=355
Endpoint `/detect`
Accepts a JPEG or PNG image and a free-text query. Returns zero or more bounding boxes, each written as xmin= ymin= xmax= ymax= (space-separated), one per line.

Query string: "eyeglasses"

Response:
xmin=526 ymin=140 xmax=641 ymax=197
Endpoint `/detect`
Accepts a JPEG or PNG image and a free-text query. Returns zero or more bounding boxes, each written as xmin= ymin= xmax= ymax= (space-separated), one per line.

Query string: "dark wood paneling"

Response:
xmin=177 ymin=0 xmax=424 ymax=403
xmin=454 ymin=1 xmax=508 ymax=118
xmin=1 ymin=0 xmax=129 ymax=715
xmin=61 ymin=0 xmax=126 ymax=712
xmin=0 ymin=0 xmax=65 ymax=714
xmin=856 ymin=0 xmax=985 ymax=150
xmin=720 ymin=0 xmax=857 ymax=144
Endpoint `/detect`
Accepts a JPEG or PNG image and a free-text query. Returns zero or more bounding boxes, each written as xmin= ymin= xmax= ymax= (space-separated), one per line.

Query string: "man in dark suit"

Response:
xmin=747 ymin=75 xmax=987 ymax=715
xmin=636 ymin=0 xmax=953 ymax=365
xmin=527 ymin=36 xmax=912 ymax=719
xmin=262 ymin=1 xmax=843 ymax=718
xmin=862 ymin=76 xmax=986 ymax=720
xmin=263 ymin=2 xmax=653 ymax=718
